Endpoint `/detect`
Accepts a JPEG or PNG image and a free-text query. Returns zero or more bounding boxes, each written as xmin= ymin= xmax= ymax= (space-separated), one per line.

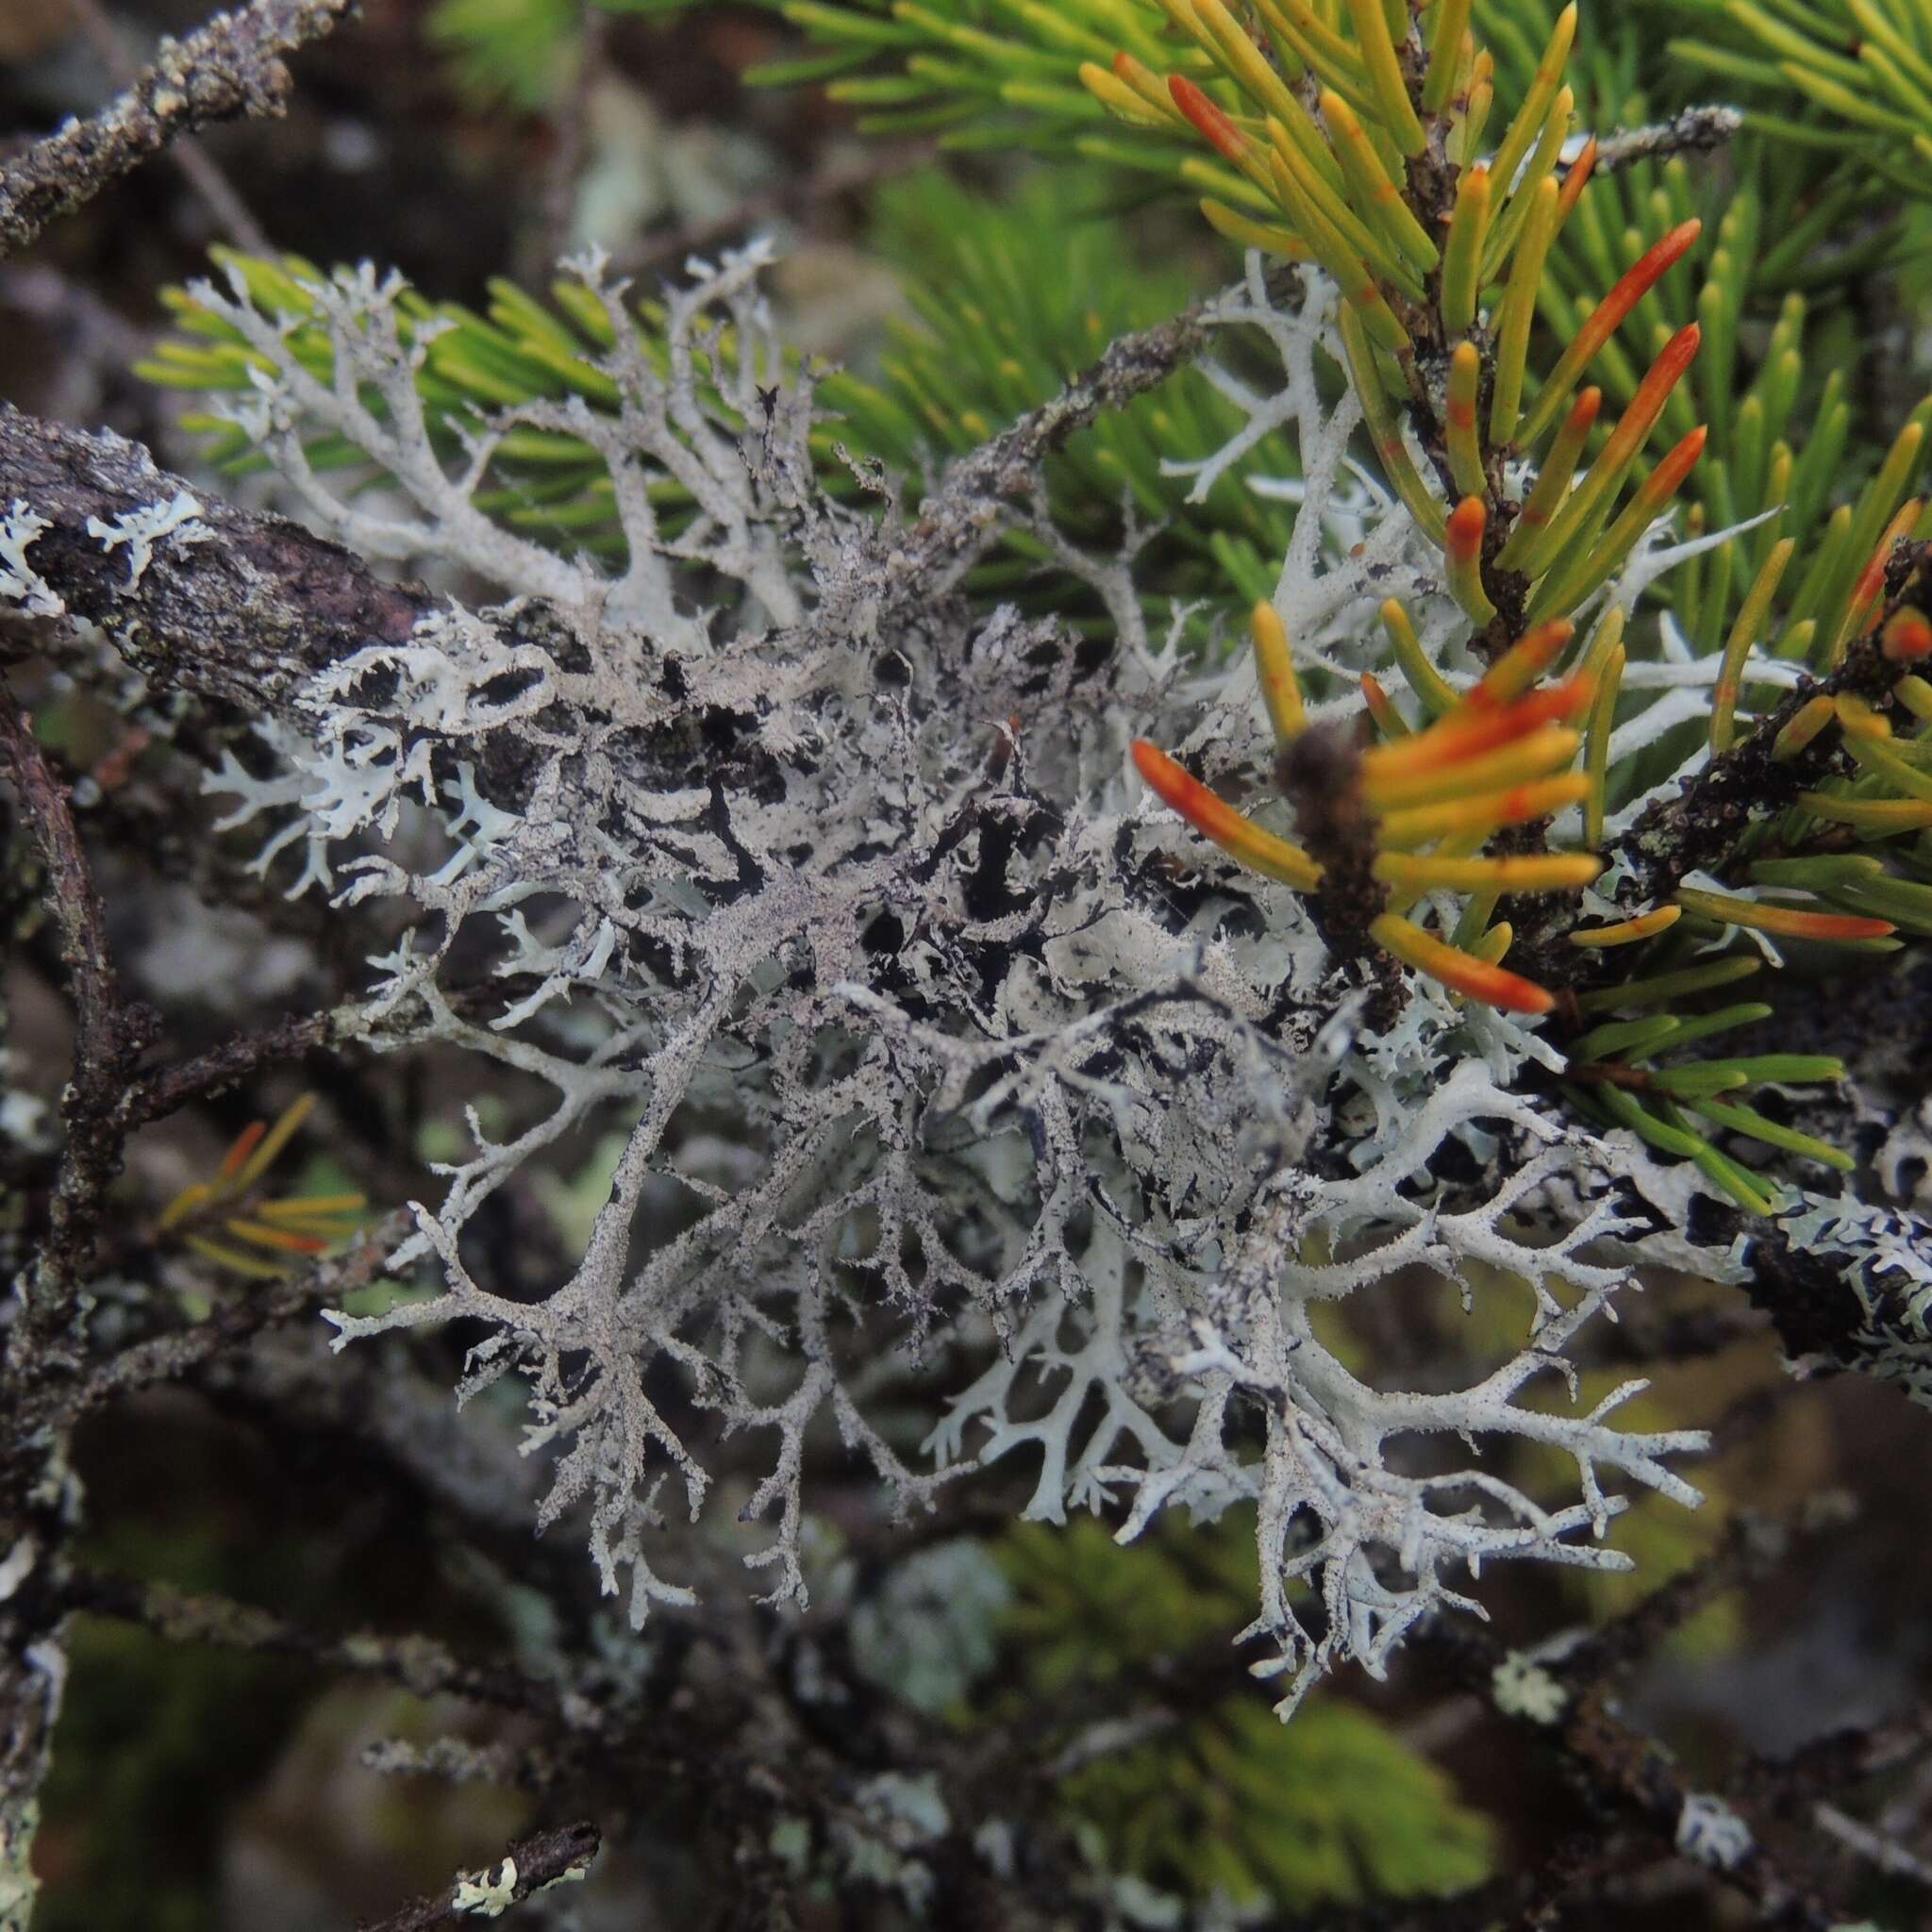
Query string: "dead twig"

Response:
xmin=0 ymin=0 xmax=354 ymax=262
xmin=353 ymin=1821 xmax=602 ymax=1932
xmin=62 ymin=1210 xmax=408 ymax=1422
xmin=0 ymin=693 xmax=157 ymax=1378
xmin=114 ymin=1008 xmax=342 ymax=1132
xmin=59 ymin=0 xmax=276 ymax=255
xmin=1591 ymin=106 xmax=1744 ymax=175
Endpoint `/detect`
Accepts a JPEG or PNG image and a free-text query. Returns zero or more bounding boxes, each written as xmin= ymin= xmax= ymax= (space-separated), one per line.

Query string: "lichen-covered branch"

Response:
xmin=351 ymin=1821 xmax=602 ymax=1931
xmin=0 ymin=0 xmax=353 ymax=263
xmin=0 ymin=402 xmax=435 ymax=715
xmin=58 ymin=0 xmax=275 ymax=256
xmin=60 ymin=1212 xmax=408 ymax=1424
xmin=900 ymin=266 xmax=1287 ymax=595
xmin=8 ymin=225 xmax=1919 ymax=1739
xmin=0 ymin=695 xmax=156 ymax=1374
xmin=5 ymin=246 xmax=1695 ymax=1706
xmin=1 ymin=0 xmax=1929 ymax=1916
xmin=1591 ymin=106 xmax=1745 ymax=175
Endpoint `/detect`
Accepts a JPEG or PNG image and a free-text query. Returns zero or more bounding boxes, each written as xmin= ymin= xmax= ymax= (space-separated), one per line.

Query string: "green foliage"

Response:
xmin=1565 ymin=990 xmax=1856 ymax=1215
xmin=994 ymin=1519 xmax=1495 ymax=1911
xmin=428 ymin=0 xmax=583 ymax=109
xmin=142 ymin=166 xmax=1300 ymax=627
xmin=752 ymin=0 xmax=1197 ymax=153
xmin=427 ymin=0 xmax=708 ymax=109
xmin=721 ymin=0 xmax=1926 ymax=645
xmin=733 ymin=0 xmax=1662 ymax=163
xmin=996 ymin=1514 xmax=1259 ymax=1683
xmin=1031 ymin=0 xmax=1932 ymax=1212
xmin=1541 ymin=124 xmax=1927 ymax=659
xmin=1664 ymin=0 xmax=1932 ymax=193
xmin=859 ymin=167 xmax=1298 ymax=608
xmin=746 ymin=0 xmax=1579 ymax=155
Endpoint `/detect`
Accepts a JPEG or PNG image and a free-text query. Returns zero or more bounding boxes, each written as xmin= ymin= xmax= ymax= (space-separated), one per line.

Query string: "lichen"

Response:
xmin=452 ymin=1854 xmax=519 ymax=1917
xmin=1491 ymin=1651 xmax=1568 ymax=1725
xmin=156 ymin=244 xmax=1714 ymax=1713
xmin=85 ymin=489 xmax=209 ymax=588
xmin=1675 ymin=1792 xmax=1755 ymax=1872
xmin=0 ymin=501 xmax=61 ymax=621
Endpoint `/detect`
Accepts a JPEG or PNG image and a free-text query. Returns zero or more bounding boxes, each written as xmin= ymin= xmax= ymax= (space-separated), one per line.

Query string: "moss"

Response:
xmin=992 ymin=1518 xmax=1494 ymax=1911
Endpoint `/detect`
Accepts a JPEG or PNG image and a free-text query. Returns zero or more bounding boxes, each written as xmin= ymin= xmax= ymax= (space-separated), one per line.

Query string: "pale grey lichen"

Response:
xmin=1747 ymin=1191 xmax=1932 ymax=1405
xmin=0 ymin=501 xmax=60 ymax=621
xmin=172 ymin=244 xmax=1713 ymax=1714
xmin=0 ymin=1088 xmax=47 ymax=1150
xmin=452 ymin=1855 xmax=519 ymax=1918
xmin=848 ymin=1539 xmax=1012 ymax=1715
xmin=1675 ymin=1791 xmax=1755 ymax=1872
xmin=1491 ymin=1650 xmax=1569 ymax=1725
xmin=85 ymin=488 xmax=209 ymax=587
xmin=0 ymin=1802 xmax=42 ymax=1932
xmin=768 ymin=1816 xmax=813 ymax=1878
xmin=0 ymin=1541 xmax=34 ymax=1605
xmin=837 ymin=1772 xmax=949 ymax=1914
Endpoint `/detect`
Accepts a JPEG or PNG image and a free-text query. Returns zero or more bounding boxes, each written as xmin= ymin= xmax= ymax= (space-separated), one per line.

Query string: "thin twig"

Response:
xmin=360 ymin=1735 xmax=559 ymax=1793
xmin=114 ymin=1007 xmax=342 ymax=1131
xmin=903 ymin=266 xmax=1286 ymax=599
xmin=352 ymin=1821 xmax=602 ymax=1932
xmin=531 ymin=4 xmax=607 ymax=275
xmin=60 ymin=0 xmax=275 ymax=255
xmin=1591 ymin=106 xmax=1745 ymax=175
xmin=1812 ymin=1801 xmax=1932 ymax=1892
xmin=0 ymin=0 xmax=353 ymax=262
xmin=63 ymin=1210 xmax=408 ymax=1420
xmin=58 ymin=1553 xmax=587 ymax=1725
xmin=0 ymin=692 xmax=157 ymax=1377
xmin=1425 ymin=1619 xmax=1847 ymax=1930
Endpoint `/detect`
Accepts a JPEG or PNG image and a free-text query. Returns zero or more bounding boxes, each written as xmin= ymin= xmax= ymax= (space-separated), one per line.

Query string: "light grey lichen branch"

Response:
xmin=2 ymin=248 xmax=1714 ymax=1714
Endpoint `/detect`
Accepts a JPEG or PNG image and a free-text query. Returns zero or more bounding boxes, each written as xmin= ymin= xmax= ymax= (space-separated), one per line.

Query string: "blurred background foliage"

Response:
xmin=991 ymin=1517 xmax=1497 ymax=1910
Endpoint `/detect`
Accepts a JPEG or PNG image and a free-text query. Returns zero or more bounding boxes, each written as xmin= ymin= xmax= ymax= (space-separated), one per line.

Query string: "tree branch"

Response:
xmin=0 ymin=402 xmax=436 ymax=714
xmin=59 ymin=0 xmax=276 ymax=256
xmin=902 ymin=268 xmax=1285 ymax=595
xmin=0 ymin=693 xmax=157 ymax=1376
xmin=0 ymin=0 xmax=354 ymax=262
xmin=115 ymin=1006 xmax=341 ymax=1131
xmin=1592 ymin=107 xmax=1744 ymax=175
xmin=353 ymin=1822 xmax=601 ymax=1932
xmin=60 ymin=1209 xmax=406 ymax=1422
xmin=58 ymin=1554 xmax=585 ymax=1726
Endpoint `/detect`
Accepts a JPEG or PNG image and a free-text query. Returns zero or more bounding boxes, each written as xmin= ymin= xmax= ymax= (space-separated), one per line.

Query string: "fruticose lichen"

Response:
xmin=73 ymin=236 xmax=1756 ymax=1719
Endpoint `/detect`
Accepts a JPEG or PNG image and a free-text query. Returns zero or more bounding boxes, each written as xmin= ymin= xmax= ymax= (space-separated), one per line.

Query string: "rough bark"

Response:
xmin=0 ymin=404 xmax=436 ymax=714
